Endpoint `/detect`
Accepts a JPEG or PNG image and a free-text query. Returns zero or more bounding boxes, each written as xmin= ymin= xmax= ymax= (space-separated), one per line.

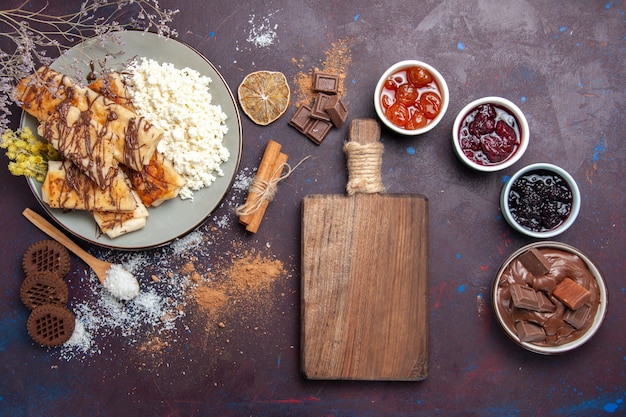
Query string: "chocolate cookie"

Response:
xmin=20 ymin=272 xmax=69 ymax=310
xmin=27 ymin=304 xmax=75 ymax=347
xmin=22 ymin=240 xmax=70 ymax=279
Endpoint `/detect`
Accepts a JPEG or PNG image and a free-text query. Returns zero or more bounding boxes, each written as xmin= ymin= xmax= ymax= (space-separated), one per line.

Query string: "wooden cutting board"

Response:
xmin=301 ymin=118 xmax=429 ymax=381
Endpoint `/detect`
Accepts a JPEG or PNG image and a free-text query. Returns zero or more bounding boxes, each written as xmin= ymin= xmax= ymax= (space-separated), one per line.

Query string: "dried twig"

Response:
xmin=0 ymin=0 xmax=179 ymax=134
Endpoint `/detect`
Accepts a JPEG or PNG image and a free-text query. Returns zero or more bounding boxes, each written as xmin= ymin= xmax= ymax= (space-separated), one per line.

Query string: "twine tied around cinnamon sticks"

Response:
xmin=236 ymin=158 xmax=307 ymax=217
xmin=237 ymin=140 xmax=308 ymax=233
xmin=343 ymin=140 xmax=385 ymax=195
xmin=234 ymin=166 xmax=284 ymax=217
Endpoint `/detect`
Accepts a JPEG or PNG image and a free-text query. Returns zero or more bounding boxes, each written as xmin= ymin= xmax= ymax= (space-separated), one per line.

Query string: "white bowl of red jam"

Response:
xmin=492 ymin=241 xmax=608 ymax=354
xmin=374 ymin=60 xmax=449 ymax=136
xmin=500 ymin=163 xmax=581 ymax=238
xmin=452 ymin=96 xmax=529 ymax=172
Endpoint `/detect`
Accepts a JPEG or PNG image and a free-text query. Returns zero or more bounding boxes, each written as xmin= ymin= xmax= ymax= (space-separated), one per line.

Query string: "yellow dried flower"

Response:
xmin=0 ymin=127 xmax=60 ymax=182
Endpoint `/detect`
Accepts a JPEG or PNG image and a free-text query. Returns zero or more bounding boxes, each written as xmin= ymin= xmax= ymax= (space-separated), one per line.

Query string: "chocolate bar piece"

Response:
xmin=515 ymin=321 xmax=546 ymax=342
xmin=310 ymin=93 xmax=331 ymax=121
xmin=324 ymin=95 xmax=348 ymax=128
xmin=510 ymin=284 xmax=540 ymax=310
xmin=564 ymin=303 xmax=593 ymax=329
xmin=305 ymin=119 xmax=333 ymax=145
xmin=313 ymin=72 xmax=339 ymax=94
xmin=535 ymin=291 xmax=556 ymax=313
xmin=289 ymin=104 xmax=315 ymax=133
xmin=509 ymin=284 xmax=555 ymax=313
xmin=553 ymin=277 xmax=591 ymax=310
xmin=518 ymin=248 xmax=551 ymax=277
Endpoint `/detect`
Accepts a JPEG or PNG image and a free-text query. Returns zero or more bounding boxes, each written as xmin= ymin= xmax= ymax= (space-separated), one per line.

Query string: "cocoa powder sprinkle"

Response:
xmin=191 ymin=250 xmax=287 ymax=321
xmin=194 ymin=285 xmax=228 ymax=314
xmin=293 ymin=37 xmax=352 ymax=108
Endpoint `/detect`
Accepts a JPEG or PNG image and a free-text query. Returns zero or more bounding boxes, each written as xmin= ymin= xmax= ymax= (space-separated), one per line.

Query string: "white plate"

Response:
xmin=22 ymin=31 xmax=242 ymax=250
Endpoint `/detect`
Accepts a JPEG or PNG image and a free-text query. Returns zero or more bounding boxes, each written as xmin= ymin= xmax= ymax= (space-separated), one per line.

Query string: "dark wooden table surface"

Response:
xmin=1 ymin=1 xmax=624 ymax=416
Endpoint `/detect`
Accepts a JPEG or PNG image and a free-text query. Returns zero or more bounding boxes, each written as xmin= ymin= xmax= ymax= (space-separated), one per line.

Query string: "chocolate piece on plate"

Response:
xmin=289 ymin=104 xmax=315 ymax=133
xmin=310 ymin=93 xmax=331 ymax=121
xmin=324 ymin=95 xmax=348 ymax=128
xmin=515 ymin=320 xmax=546 ymax=342
xmin=313 ymin=72 xmax=339 ymax=94
xmin=518 ymin=248 xmax=551 ymax=277
xmin=305 ymin=119 xmax=333 ymax=145
xmin=564 ymin=303 xmax=593 ymax=329
xmin=553 ymin=277 xmax=591 ymax=310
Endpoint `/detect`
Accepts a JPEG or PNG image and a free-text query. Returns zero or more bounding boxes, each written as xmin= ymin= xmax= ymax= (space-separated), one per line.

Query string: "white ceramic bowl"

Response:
xmin=452 ymin=96 xmax=529 ymax=172
xmin=493 ymin=241 xmax=608 ymax=354
xmin=374 ymin=60 xmax=449 ymax=136
xmin=501 ymin=163 xmax=581 ymax=238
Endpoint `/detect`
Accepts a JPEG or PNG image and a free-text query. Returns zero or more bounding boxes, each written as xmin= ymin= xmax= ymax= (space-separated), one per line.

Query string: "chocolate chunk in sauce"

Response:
xmin=518 ymin=248 xmax=551 ymax=277
xmin=515 ymin=321 xmax=546 ymax=343
xmin=552 ymin=277 xmax=591 ymax=310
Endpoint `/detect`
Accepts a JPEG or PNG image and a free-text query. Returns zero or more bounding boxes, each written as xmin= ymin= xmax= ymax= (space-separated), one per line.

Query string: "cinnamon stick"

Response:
xmin=238 ymin=140 xmax=288 ymax=233
xmin=244 ymin=152 xmax=288 ymax=233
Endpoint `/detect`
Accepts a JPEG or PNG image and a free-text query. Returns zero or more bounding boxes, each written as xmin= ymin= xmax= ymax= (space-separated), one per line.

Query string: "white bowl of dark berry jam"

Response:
xmin=374 ymin=60 xmax=449 ymax=136
xmin=501 ymin=163 xmax=581 ymax=238
xmin=452 ymin=97 xmax=529 ymax=172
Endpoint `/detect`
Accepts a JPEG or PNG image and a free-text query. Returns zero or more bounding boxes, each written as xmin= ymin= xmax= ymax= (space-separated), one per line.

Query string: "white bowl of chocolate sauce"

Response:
xmin=493 ymin=242 xmax=608 ymax=354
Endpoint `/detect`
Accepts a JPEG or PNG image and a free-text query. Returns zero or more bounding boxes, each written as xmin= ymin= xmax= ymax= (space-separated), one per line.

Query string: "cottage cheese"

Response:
xmin=125 ymin=58 xmax=229 ymax=200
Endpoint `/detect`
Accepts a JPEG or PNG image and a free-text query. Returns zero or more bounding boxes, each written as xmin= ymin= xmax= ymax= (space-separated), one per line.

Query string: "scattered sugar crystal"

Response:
xmin=247 ymin=13 xmax=279 ymax=48
xmin=55 ymin=252 xmax=191 ymax=361
xmin=62 ymin=320 xmax=92 ymax=355
xmin=232 ymin=167 xmax=255 ymax=191
xmin=213 ymin=214 xmax=230 ymax=229
xmin=171 ymin=230 xmax=203 ymax=254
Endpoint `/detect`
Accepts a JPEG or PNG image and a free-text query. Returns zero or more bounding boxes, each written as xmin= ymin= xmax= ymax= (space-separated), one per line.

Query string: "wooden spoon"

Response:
xmin=22 ymin=208 xmax=139 ymax=300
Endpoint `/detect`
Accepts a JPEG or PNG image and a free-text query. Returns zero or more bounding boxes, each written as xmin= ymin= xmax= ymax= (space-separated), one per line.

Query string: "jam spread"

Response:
xmin=380 ymin=66 xmax=443 ymax=130
xmin=458 ymin=103 xmax=521 ymax=165
xmin=507 ymin=169 xmax=573 ymax=233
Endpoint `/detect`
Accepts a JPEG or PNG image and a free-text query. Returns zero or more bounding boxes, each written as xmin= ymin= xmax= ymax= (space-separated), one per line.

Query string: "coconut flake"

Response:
xmin=105 ymin=264 xmax=140 ymax=300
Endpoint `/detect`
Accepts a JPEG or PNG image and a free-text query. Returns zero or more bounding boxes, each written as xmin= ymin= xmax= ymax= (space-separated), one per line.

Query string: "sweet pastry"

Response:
xmin=42 ymin=160 xmax=139 ymax=212
xmin=122 ymin=152 xmax=186 ymax=207
xmin=88 ymin=72 xmax=136 ymax=111
xmin=92 ymin=191 xmax=150 ymax=239
xmin=17 ymin=66 xmax=163 ymax=170
xmin=39 ymin=101 xmax=120 ymax=189
xmin=89 ymin=74 xmax=186 ymax=207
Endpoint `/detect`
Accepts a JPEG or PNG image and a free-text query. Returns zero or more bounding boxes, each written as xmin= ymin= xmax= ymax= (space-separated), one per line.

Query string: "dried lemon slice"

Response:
xmin=238 ymin=70 xmax=290 ymax=126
